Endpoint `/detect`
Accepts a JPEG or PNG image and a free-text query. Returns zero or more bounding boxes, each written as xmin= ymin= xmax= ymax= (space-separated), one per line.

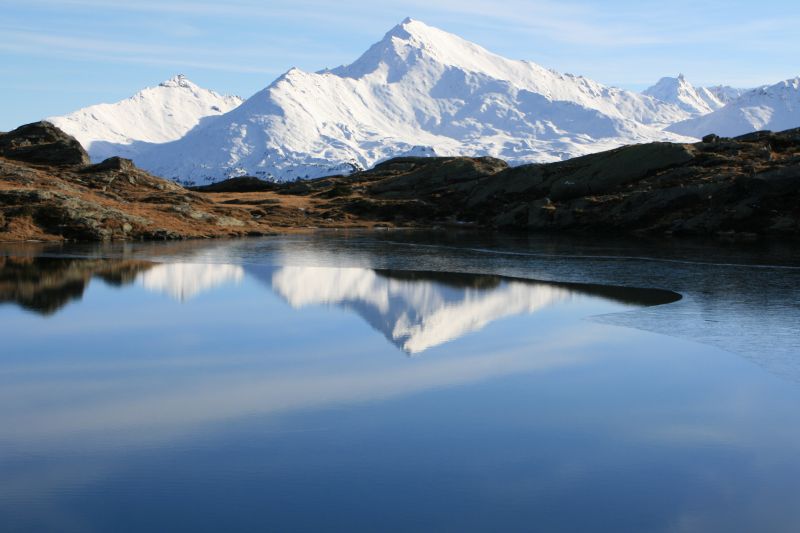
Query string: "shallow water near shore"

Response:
xmin=1 ymin=231 xmax=799 ymax=532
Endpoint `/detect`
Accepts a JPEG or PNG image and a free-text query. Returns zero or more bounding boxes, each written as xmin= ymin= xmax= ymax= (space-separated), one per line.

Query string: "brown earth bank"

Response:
xmin=1 ymin=121 xmax=798 ymax=242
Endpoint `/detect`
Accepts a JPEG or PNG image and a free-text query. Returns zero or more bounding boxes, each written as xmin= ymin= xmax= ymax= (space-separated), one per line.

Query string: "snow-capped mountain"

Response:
xmin=707 ymin=85 xmax=750 ymax=105
xmin=47 ymin=75 xmax=243 ymax=161
xmin=643 ymin=74 xmax=724 ymax=116
xmin=134 ymin=18 xmax=693 ymax=183
xmin=667 ymin=76 xmax=800 ymax=138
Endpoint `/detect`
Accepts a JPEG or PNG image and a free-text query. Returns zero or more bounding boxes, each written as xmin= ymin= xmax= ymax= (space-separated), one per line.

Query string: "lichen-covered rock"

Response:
xmin=2 ymin=121 xmax=799 ymax=241
xmin=0 ymin=121 xmax=90 ymax=166
xmin=82 ymin=156 xmax=136 ymax=173
xmin=0 ymin=123 xmax=275 ymax=242
xmin=254 ymin=128 xmax=800 ymax=238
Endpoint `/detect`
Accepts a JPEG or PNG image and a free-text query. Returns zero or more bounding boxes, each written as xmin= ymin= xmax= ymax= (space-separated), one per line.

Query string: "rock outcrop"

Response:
xmin=258 ymin=129 xmax=799 ymax=238
xmin=0 ymin=122 xmax=278 ymax=241
xmin=1 ymin=122 xmax=798 ymax=241
xmin=0 ymin=121 xmax=91 ymax=166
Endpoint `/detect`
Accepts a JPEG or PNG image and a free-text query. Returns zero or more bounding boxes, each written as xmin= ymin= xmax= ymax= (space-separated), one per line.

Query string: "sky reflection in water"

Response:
xmin=0 ymin=244 xmax=799 ymax=533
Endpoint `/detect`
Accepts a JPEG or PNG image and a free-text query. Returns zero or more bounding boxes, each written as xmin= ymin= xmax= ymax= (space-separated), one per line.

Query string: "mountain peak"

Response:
xmin=130 ymin=21 xmax=696 ymax=182
xmin=668 ymin=75 xmax=800 ymax=138
xmin=331 ymin=18 xmax=529 ymax=81
xmin=386 ymin=17 xmax=430 ymax=37
xmin=159 ymin=74 xmax=197 ymax=89
xmin=644 ymin=74 xmax=723 ymax=116
xmin=47 ymin=76 xmax=244 ymax=161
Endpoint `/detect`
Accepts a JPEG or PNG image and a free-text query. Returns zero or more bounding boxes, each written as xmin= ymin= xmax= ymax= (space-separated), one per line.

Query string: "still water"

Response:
xmin=1 ymin=232 xmax=799 ymax=532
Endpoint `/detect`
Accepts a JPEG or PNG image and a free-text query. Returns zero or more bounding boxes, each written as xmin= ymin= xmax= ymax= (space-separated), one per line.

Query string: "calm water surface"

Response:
xmin=1 ymin=232 xmax=799 ymax=532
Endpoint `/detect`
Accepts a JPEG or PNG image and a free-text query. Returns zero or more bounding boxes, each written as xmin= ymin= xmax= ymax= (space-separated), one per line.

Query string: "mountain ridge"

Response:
xmin=47 ymin=75 xmax=243 ymax=162
xmin=132 ymin=18 xmax=695 ymax=183
xmin=642 ymin=74 xmax=724 ymax=116
xmin=667 ymin=76 xmax=800 ymax=138
xmin=1 ymin=121 xmax=798 ymax=241
xmin=42 ymin=19 xmax=800 ymax=184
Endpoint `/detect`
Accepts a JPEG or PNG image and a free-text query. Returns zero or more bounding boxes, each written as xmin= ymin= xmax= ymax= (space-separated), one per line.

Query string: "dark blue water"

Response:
xmin=1 ymin=232 xmax=799 ymax=532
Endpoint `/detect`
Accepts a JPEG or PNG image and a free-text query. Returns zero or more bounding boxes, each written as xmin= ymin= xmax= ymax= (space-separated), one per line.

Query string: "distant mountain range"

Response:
xmin=667 ymin=77 xmax=800 ymax=138
xmin=642 ymin=74 xmax=726 ymax=116
xmin=46 ymin=18 xmax=799 ymax=183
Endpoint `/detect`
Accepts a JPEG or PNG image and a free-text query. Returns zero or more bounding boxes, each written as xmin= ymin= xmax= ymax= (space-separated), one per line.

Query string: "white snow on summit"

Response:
xmin=667 ymin=76 xmax=800 ymax=138
xmin=643 ymin=74 xmax=724 ymax=116
xmin=47 ymin=75 xmax=243 ymax=161
xmin=135 ymin=18 xmax=694 ymax=183
xmin=706 ymin=85 xmax=749 ymax=105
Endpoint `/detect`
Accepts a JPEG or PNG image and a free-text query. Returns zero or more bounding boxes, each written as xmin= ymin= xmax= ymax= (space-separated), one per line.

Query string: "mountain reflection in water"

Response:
xmin=270 ymin=266 xmax=679 ymax=353
xmin=0 ymin=255 xmax=680 ymax=354
xmin=4 ymin=241 xmax=800 ymax=533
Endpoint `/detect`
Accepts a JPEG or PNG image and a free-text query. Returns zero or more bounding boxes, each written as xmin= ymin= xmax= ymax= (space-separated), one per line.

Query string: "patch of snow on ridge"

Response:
xmin=706 ymin=85 xmax=749 ymax=105
xmin=667 ymin=76 xmax=800 ymax=138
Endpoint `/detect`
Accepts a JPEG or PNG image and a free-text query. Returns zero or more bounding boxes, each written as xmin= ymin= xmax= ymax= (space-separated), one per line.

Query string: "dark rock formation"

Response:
xmin=1 ymin=121 xmax=798 ymax=241
xmin=0 ymin=121 xmax=90 ymax=166
xmin=0 ymin=122 xmax=276 ymax=241
xmin=190 ymin=176 xmax=277 ymax=193
xmin=81 ymin=156 xmax=137 ymax=173
xmin=257 ymin=129 xmax=799 ymax=238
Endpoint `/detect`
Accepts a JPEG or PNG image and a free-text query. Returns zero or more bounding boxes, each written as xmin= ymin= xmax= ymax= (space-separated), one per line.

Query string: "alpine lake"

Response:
xmin=1 ymin=231 xmax=799 ymax=533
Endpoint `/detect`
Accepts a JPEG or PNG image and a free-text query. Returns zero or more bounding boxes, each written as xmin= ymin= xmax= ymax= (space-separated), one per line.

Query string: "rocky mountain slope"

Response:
xmin=47 ymin=75 xmax=243 ymax=162
xmin=234 ymin=128 xmax=797 ymax=238
xmin=133 ymin=18 xmax=693 ymax=183
xmin=0 ymin=122 xmax=273 ymax=241
xmin=668 ymin=77 xmax=800 ymax=138
xmin=1 ymin=122 xmax=797 ymax=241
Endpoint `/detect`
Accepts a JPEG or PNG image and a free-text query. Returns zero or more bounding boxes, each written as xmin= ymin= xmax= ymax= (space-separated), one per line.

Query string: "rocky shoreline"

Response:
xmin=0 ymin=122 xmax=798 ymax=242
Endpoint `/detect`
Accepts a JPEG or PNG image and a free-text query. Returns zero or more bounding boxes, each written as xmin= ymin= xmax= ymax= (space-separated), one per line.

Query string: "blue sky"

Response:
xmin=2 ymin=0 xmax=799 ymax=130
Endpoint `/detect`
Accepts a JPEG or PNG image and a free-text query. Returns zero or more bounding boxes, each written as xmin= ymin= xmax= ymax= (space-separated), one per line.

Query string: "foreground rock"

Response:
xmin=251 ymin=129 xmax=799 ymax=238
xmin=0 ymin=122 xmax=279 ymax=241
xmin=1 ymin=122 xmax=798 ymax=241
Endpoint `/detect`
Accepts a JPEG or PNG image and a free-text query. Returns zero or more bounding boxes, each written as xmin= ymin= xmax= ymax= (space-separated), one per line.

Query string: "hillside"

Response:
xmin=0 ymin=122 xmax=272 ymax=241
xmin=1 ymin=122 xmax=797 ymax=241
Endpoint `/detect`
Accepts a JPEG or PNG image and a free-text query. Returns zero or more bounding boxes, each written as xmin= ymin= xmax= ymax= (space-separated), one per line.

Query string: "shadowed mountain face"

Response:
xmin=0 ymin=256 xmax=154 ymax=315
